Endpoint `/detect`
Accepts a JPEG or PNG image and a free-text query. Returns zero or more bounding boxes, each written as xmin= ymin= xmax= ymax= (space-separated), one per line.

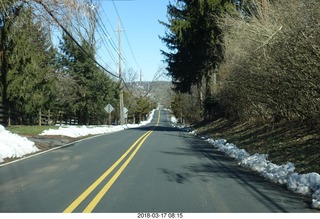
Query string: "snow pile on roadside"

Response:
xmin=207 ymin=138 xmax=320 ymax=209
xmin=206 ymin=138 xmax=320 ymax=209
xmin=170 ymin=117 xmax=320 ymax=209
xmin=40 ymin=109 xmax=155 ymax=138
xmin=0 ymin=110 xmax=155 ymax=164
xmin=40 ymin=125 xmax=126 ymax=138
xmin=135 ymin=109 xmax=155 ymax=126
xmin=171 ymin=116 xmax=178 ymax=124
xmin=0 ymin=125 xmax=39 ymax=163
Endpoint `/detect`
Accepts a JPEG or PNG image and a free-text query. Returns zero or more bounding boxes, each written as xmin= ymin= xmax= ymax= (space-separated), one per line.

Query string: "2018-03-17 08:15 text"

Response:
xmin=137 ymin=213 xmax=183 ymax=218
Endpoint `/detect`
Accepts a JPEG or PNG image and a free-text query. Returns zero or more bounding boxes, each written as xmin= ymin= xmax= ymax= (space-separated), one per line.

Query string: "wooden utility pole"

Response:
xmin=140 ymin=69 xmax=142 ymax=97
xmin=118 ymin=17 xmax=124 ymax=125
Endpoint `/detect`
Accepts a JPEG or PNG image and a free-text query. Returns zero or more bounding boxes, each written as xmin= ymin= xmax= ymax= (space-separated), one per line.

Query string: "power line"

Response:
xmin=95 ymin=16 xmax=118 ymax=67
xmin=32 ymin=1 xmax=120 ymax=79
xmin=29 ymin=0 xmax=135 ymax=102
xmin=91 ymin=1 xmax=136 ymax=96
xmin=95 ymin=3 xmax=132 ymax=77
xmin=95 ymin=7 xmax=119 ymax=57
xmin=111 ymin=0 xmax=141 ymax=70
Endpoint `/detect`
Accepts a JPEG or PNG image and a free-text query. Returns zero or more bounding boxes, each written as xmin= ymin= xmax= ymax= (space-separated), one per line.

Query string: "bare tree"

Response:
xmin=216 ymin=0 xmax=320 ymax=122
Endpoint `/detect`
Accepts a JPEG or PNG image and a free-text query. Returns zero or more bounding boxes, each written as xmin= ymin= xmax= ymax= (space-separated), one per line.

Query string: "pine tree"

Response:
xmin=160 ymin=0 xmax=234 ymax=119
xmin=161 ymin=0 xmax=233 ymax=93
xmin=59 ymin=33 xmax=117 ymax=125
xmin=0 ymin=1 xmax=23 ymax=111
xmin=5 ymin=5 xmax=57 ymax=124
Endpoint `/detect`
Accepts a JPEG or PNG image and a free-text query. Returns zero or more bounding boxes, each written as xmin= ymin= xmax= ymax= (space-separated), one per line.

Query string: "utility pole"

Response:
xmin=118 ymin=17 xmax=124 ymax=125
xmin=140 ymin=69 xmax=142 ymax=97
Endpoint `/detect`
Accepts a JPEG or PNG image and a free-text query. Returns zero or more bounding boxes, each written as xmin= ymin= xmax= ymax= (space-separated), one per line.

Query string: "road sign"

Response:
xmin=104 ymin=104 xmax=114 ymax=113
xmin=123 ymin=107 xmax=128 ymax=114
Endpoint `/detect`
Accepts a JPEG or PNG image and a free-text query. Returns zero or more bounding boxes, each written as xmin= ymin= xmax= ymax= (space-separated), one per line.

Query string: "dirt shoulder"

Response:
xmin=193 ymin=118 xmax=320 ymax=174
xmin=2 ymin=135 xmax=91 ymax=164
xmin=27 ymin=135 xmax=87 ymax=151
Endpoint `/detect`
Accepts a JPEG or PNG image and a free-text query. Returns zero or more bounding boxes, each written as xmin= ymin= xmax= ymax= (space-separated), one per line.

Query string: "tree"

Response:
xmin=160 ymin=0 xmax=234 ymax=120
xmin=0 ymin=3 xmax=57 ymax=124
xmin=59 ymin=32 xmax=117 ymax=125
xmin=216 ymin=0 xmax=320 ymax=122
xmin=0 ymin=1 xmax=23 ymax=109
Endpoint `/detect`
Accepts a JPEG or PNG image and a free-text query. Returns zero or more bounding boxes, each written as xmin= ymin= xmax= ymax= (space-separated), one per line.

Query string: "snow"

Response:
xmin=1 ymin=109 xmax=319 ymax=209
xmin=171 ymin=116 xmax=178 ymax=124
xmin=0 ymin=109 xmax=155 ymax=163
xmin=0 ymin=125 xmax=39 ymax=163
xmin=40 ymin=109 xmax=155 ymax=138
xmin=171 ymin=114 xmax=320 ymax=209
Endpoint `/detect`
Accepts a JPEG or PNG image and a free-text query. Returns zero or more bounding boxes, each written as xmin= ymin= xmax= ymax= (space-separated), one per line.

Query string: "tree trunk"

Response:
xmin=0 ymin=24 xmax=8 ymax=126
xmin=197 ymin=81 xmax=204 ymax=119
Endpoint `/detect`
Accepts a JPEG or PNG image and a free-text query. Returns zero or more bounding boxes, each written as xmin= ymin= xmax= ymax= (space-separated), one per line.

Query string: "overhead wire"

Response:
xmin=32 ymin=0 xmax=120 ymax=79
xmin=95 ymin=2 xmax=132 ymax=81
xmin=111 ymin=0 xmax=141 ymax=71
xmin=88 ymin=0 xmax=137 ymax=96
xmin=95 ymin=19 xmax=118 ymax=69
xmin=95 ymin=7 xmax=119 ymax=58
xmin=94 ymin=0 xmax=137 ymax=95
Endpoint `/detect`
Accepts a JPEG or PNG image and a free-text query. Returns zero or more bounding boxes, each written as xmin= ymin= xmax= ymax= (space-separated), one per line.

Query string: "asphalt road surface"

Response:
xmin=0 ymin=109 xmax=316 ymax=213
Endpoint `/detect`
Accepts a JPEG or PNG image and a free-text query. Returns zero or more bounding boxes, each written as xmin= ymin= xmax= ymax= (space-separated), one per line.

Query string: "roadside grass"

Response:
xmin=6 ymin=126 xmax=59 ymax=136
xmin=193 ymin=118 xmax=320 ymax=174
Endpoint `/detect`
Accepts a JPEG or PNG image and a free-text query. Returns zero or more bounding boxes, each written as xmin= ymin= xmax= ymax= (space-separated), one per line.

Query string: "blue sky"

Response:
xmin=95 ymin=0 xmax=171 ymax=81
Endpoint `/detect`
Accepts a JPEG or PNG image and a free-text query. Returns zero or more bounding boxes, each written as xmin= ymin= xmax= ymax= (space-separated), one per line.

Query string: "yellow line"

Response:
xmin=83 ymin=111 xmax=160 ymax=212
xmin=83 ymin=130 xmax=154 ymax=212
xmin=64 ymin=110 xmax=160 ymax=213
xmin=63 ymin=130 xmax=152 ymax=213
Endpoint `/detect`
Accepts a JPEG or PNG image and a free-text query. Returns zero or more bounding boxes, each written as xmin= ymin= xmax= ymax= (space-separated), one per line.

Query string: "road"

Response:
xmin=0 ymin=109 xmax=316 ymax=213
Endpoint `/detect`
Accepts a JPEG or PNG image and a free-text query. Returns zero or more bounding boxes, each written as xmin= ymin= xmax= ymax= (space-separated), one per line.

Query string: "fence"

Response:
xmin=0 ymin=105 xmax=80 ymax=126
xmin=0 ymin=102 xmax=115 ymax=126
xmin=40 ymin=110 xmax=79 ymax=126
xmin=0 ymin=103 xmax=7 ymax=126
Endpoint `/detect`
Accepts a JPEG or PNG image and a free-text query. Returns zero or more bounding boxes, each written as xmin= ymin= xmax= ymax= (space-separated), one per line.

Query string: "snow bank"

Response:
xmin=170 ymin=118 xmax=320 ymax=209
xmin=40 ymin=125 xmax=125 ymax=138
xmin=0 ymin=110 xmax=155 ymax=164
xmin=40 ymin=109 xmax=156 ymax=138
xmin=0 ymin=125 xmax=39 ymax=163
xmin=209 ymin=138 xmax=320 ymax=209
xmin=136 ymin=109 xmax=155 ymax=126
xmin=207 ymin=139 xmax=250 ymax=161
xmin=171 ymin=116 xmax=178 ymax=124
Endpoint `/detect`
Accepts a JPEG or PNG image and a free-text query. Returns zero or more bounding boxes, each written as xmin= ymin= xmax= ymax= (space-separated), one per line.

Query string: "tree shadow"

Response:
xmin=158 ymin=135 xmax=314 ymax=212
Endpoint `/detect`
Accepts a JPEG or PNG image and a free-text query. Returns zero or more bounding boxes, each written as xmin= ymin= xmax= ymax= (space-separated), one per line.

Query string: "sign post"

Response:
xmin=104 ymin=104 xmax=114 ymax=125
xmin=123 ymin=107 xmax=128 ymax=124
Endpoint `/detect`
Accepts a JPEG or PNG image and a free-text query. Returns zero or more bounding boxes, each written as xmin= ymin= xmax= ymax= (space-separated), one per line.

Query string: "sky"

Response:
xmin=93 ymin=0 xmax=171 ymax=82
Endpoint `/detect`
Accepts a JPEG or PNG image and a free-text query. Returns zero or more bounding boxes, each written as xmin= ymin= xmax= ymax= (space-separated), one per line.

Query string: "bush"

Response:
xmin=217 ymin=0 xmax=320 ymax=123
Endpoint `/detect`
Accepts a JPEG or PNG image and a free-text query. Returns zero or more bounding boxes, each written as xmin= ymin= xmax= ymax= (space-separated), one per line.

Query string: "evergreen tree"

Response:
xmin=0 ymin=1 xmax=23 ymax=108
xmin=5 ymin=5 xmax=57 ymax=124
xmin=59 ymin=33 xmax=117 ymax=125
xmin=160 ymin=0 xmax=233 ymax=93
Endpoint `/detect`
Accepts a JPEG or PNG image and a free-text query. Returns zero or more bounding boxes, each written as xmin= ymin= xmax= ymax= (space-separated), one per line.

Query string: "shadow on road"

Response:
xmin=158 ymin=134 xmax=314 ymax=212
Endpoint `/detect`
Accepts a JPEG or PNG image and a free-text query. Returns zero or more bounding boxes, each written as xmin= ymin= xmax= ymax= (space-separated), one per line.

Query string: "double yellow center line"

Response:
xmin=64 ymin=110 xmax=160 ymax=213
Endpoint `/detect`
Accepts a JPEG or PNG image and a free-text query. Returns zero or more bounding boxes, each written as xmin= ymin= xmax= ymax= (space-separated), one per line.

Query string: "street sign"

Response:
xmin=123 ymin=107 xmax=128 ymax=114
xmin=104 ymin=104 xmax=114 ymax=114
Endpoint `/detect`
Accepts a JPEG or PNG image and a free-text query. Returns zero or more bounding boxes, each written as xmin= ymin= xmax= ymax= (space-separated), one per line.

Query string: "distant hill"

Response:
xmin=128 ymin=81 xmax=173 ymax=108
